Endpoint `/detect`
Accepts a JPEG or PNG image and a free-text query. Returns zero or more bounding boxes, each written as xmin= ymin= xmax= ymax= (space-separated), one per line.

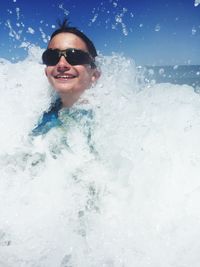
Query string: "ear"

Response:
xmin=91 ymin=69 xmax=101 ymax=83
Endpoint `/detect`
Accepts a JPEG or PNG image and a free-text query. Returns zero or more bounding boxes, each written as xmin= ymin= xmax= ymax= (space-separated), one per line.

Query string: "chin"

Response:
xmin=55 ymin=86 xmax=85 ymax=96
xmin=54 ymin=85 xmax=73 ymax=93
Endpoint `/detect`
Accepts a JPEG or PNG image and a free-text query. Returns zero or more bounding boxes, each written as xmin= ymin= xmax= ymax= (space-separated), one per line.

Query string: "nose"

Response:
xmin=57 ymin=55 xmax=71 ymax=71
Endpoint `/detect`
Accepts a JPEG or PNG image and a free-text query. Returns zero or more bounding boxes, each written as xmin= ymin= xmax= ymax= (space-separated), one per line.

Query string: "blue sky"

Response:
xmin=0 ymin=0 xmax=200 ymax=66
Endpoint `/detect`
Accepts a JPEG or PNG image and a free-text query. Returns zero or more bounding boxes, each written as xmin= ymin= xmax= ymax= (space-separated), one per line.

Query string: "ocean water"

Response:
xmin=138 ymin=64 xmax=200 ymax=90
xmin=1 ymin=47 xmax=200 ymax=267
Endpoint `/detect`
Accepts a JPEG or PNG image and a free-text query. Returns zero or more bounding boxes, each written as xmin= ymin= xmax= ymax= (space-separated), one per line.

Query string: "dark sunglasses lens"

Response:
xmin=42 ymin=50 xmax=60 ymax=66
xmin=67 ymin=50 xmax=92 ymax=66
xmin=42 ymin=49 xmax=95 ymax=67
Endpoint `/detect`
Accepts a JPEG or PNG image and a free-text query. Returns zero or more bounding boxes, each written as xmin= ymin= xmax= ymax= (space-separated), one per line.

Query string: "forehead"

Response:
xmin=48 ymin=32 xmax=88 ymax=52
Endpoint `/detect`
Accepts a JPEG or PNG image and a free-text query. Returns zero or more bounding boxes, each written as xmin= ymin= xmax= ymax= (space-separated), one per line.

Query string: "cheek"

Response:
xmin=45 ymin=67 xmax=56 ymax=88
xmin=45 ymin=67 xmax=56 ymax=86
xmin=81 ymin=73 xmax=94 ymax=89
xmin=45 ymin=67 xmax=52 ymax=78
xmin=73 ymin=68 xmax=92 ymax=91
xmin=78 ymin=67 xmax=94 ymax=83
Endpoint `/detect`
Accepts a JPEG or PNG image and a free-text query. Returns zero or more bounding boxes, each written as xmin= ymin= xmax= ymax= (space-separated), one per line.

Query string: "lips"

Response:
xmin=54 ymin=74 xmax=77 ymax=79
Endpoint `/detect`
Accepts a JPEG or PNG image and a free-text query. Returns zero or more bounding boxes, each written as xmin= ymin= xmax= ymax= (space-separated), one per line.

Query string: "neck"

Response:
xmin=61 ymin=98 xmax=76 ymax=108
xmin=59 ymin=92 xmax=82 ymax=108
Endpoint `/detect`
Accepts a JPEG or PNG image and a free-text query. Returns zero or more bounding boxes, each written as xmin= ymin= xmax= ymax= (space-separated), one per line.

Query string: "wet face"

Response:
xmin=45 ymin=32 xmax=100 ymax=107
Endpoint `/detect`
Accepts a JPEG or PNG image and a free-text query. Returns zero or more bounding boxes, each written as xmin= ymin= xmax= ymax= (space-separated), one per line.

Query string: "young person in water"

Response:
xmin=33 ymin=19 xmax=100 ymax=135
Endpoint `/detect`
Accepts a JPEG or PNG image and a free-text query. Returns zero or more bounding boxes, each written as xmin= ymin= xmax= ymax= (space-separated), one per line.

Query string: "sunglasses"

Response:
xmin=42 ymin=48 xmax=96 ymax=68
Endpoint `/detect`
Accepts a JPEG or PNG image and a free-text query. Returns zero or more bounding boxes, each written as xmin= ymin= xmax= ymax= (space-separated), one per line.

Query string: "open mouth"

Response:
xmin=55 ymin=74 xmax=77 ymax=79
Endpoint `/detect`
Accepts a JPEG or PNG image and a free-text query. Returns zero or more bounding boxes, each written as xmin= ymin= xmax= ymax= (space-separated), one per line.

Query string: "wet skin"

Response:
xmin=45 ymin=32 xmax=100 ymax=107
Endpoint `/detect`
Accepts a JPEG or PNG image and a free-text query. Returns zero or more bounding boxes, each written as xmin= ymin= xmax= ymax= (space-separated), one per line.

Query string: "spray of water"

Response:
xmin=1 ymin=1 xmax=200 ymax=266
xmin=194 ymin=0 xmax=200 ymax=7
xmin=0 ymin=44 xmax=200 ymax=266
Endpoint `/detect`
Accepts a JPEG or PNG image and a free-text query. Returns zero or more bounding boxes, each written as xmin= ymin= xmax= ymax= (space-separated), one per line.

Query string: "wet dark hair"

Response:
xmin=49 ymin=19 xmax=97 ymax=58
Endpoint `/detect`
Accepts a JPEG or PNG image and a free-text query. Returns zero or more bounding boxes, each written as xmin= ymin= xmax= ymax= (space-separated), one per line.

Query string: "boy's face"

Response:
xmin=45 ymin=32 xmax=99 ymax=106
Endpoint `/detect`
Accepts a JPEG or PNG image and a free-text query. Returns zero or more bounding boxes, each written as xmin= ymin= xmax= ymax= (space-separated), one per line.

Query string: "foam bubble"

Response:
xmin=1 ymin=50 xmax=200 ymax=266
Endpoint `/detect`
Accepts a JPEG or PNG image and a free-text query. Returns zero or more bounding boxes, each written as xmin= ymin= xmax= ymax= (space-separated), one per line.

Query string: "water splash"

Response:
xmin=192 ymin=26 xmax=197 ymax=35
xmin=58 ymin=3 xmax=70 ymax=16
xmin=1 ymin=1 xmax=200 ymax=266
xmin=1 ymin=46 xmax=200 ymax=266
xmin=155 ymin=23 xmax=161 ymax=32
xmin=88 ymin=0 xmax=133 ymax=36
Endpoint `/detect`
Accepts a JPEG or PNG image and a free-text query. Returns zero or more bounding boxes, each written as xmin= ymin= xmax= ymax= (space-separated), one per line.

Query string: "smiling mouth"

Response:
xmin=55 ymin=74 xmax=77 ymax=79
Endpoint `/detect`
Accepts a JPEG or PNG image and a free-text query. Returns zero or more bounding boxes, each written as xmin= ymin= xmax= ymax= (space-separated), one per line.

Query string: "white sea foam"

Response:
xmin=1 ymin=46 xmax=200 ymax=267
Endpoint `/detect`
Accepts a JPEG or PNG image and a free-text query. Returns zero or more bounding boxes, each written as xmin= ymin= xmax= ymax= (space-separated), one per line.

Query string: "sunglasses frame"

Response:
xmin=42 ymin=48 xmax=96 ymax=68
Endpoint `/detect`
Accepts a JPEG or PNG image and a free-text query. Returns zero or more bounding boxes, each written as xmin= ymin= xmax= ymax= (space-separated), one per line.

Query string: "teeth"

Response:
xmin=56 ymin=75 xmax=74 ymax=79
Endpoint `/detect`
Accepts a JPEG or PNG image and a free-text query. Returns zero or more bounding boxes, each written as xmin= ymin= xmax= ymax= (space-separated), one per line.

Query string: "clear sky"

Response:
xmin=0 ymin=0 xmax=199 ymax=66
